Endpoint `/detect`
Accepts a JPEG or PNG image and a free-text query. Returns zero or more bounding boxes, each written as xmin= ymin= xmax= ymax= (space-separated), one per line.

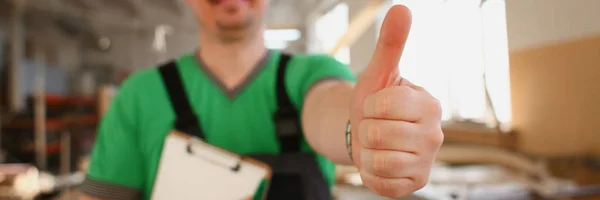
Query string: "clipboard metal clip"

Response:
xmin=185 ymin=142 xmax=243 ymax=172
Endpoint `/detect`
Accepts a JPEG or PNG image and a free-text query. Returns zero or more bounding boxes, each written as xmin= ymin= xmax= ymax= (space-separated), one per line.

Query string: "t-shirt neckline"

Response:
xmin=193 ymin=50 xmax=274 ymax=99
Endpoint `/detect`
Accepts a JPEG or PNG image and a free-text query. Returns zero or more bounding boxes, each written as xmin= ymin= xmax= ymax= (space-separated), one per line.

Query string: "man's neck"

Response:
xmin=198 ymin=32 xmax=267 ymax=89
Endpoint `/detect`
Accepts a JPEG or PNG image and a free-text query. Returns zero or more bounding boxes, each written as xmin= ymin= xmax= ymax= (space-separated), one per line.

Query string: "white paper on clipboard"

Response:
xmin=151 ymin=131 xmax=272 ymax=200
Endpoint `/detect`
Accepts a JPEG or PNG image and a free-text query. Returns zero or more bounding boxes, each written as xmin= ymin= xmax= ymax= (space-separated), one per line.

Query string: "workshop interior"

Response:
xmin=1 ymin=0 xmax=600 ymax=199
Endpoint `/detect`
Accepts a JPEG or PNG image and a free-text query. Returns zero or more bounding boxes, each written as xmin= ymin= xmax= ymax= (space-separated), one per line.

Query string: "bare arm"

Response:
xmin=302 ymin=80 xmax=355 ymax=165
xmin=79 ymin=195 xmax=103 ymax=200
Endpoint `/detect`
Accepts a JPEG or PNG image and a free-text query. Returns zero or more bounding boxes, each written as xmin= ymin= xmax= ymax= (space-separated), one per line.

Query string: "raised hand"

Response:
xmin=349 ymin=5 xmax=444 ymax=198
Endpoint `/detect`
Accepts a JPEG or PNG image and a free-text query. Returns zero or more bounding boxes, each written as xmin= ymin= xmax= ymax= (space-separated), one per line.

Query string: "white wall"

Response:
xmin=164 ymin=31 xmax=199 ymax=63
xmin=506 ymin=0 xmax=600 ymax=50
xmin=347 ymin=0 xmax=387 ymax=74
xmin=267 ymin=1 xmax=305 ymax=29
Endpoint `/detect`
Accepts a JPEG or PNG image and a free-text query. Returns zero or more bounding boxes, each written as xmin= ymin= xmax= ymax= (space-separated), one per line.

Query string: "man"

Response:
xmin=80 ymin=0 xmax=443 ymax=199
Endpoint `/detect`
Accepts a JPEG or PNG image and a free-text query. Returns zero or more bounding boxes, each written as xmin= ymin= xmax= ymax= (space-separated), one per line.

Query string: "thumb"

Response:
xmin=349 ymin=5 xmax=412 ymax=168
xmin=357 ymin=5 xmax=412 ymax=93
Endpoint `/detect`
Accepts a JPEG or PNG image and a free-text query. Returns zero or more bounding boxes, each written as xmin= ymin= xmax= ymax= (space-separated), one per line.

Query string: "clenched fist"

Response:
xmin=349 ymin=5 xmax=444 ymax=198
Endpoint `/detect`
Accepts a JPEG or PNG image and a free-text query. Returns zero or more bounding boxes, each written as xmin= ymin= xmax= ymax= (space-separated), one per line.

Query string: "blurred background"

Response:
xmin=0 ymin=0 xmax=599 ymax=199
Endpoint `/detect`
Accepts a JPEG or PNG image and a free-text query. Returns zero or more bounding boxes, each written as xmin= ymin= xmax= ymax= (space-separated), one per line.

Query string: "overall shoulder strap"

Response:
xmin=158 ymin=61 xmax=205 ymax=139
xmin=274 ymin=53 xmax=302 ymax=153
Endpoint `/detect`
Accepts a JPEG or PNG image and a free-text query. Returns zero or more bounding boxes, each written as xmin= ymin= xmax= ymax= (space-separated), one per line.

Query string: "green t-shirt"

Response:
xmin=83 ymin=50 xmax=356 ymax=200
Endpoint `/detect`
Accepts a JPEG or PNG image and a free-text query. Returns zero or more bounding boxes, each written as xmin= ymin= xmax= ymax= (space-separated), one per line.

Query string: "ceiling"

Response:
xmin=1 ymin=0 xmax=334 ymax=32
xmin=0 ymin=0 xmax=343 ymax=51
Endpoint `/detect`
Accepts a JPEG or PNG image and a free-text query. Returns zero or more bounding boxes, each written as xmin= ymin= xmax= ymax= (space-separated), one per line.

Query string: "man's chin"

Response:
xmin=216 ymin=20 xmax=251 ymax=31
xmin=215 ymin=19 xmax=258 ymax=43
xmin=219 ymin=35 xmax=245 ymax=44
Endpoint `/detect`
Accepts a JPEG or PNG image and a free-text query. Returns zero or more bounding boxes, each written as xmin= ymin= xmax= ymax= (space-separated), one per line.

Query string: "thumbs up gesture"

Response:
xmin=350 ymin=5 xmax=444 ymax=198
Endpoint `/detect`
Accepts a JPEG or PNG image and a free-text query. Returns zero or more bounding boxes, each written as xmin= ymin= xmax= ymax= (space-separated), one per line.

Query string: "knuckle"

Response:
xmin=425 ymin=128 xmax=444 ymax=146
xmin=401 ymin=86 xmax=420 ymax=102
xmin=366 ymin=123 xmax=382 ymax=147
xmin=395 ymin=86 xmax=415 ymax=102
xmin=411 ymin=87 xmax=442 ymax=121
xmin=374 ymin=93 xmax=390 ymax=117
xmin=397 ymin=85 xmax=414 ymax=94
xmin=436 ymin=130 xmax=445 ymax=145
xmin=415 ymin=177 xmax=428 ymax=190
xmin=417 ymin=93 xmax=442 ymax=118
xmin=429 ymin=97 xmax=443 ymax=118
xmin=426 ymin=129 xmax=444 ymax=146
xmin=372 ymin=177 xmax=394 ymax=197
xmin=413 ymin=85 xmax=425 ymax=91
xmin=372 ymin=152 xmax=388 ymax=174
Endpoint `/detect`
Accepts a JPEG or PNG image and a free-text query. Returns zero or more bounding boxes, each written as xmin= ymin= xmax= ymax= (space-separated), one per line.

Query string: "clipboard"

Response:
xmin=151 ymin=131 xmax=272 ymax=200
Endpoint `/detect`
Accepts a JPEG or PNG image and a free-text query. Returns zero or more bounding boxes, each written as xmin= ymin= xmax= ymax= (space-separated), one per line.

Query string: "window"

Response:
xmin=390 ymin=0 xmax=511 ymax=129
xmin=264 ymin=29 xmax=301 ymax=50
xmin=315 ymin=3 xmax=350 ymax=65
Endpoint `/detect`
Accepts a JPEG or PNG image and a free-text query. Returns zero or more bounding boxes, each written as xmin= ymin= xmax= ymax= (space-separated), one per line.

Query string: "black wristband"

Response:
xmin=345 ymin=120 xmax=353 ymax=163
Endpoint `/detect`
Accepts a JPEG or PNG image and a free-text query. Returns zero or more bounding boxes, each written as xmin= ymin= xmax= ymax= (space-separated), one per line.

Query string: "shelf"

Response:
xmin=3 ymin=114 xmax=98 ymax=131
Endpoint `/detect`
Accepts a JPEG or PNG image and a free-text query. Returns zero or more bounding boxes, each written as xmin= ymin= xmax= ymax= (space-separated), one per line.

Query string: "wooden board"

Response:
xmin=510 ymin=34 xmax=600 ymax=156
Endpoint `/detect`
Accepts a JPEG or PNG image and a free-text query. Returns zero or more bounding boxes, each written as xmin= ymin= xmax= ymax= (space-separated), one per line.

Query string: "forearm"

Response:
xmin=80 ymin=195 xmax=103 ymax=200
xmin=302 ymin=80 xmax=355 ymax=165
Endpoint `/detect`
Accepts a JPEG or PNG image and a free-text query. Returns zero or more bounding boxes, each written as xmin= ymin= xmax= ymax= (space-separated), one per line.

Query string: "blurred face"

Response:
xmin=186 ymin=0 xmax=268 ymax=43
